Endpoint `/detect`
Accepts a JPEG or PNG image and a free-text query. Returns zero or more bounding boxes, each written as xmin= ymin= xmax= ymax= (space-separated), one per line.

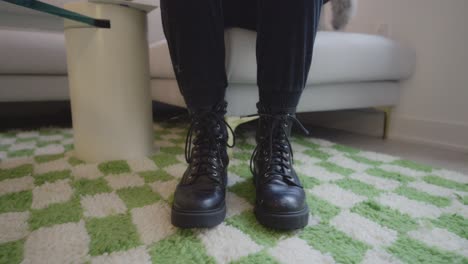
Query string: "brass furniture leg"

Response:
xmin=374 ymin=106 xmax=392 ymax=139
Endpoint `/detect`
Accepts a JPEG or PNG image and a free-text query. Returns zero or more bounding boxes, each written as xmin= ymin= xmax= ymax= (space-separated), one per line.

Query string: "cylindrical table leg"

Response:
xmin=64 ymin=2 xmax=154 ymax=162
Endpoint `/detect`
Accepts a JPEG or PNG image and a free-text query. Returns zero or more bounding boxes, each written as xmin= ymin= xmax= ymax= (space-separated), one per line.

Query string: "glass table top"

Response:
xmin=0 ymin=0 xmax=110 ymax=30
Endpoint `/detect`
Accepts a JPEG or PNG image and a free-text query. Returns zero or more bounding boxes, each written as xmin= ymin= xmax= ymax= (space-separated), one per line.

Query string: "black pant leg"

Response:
xmin=160 ymin=0 xmax=227 ymax=110
xmin=256 ymin=0 xmax=324 ymax=113
xmin=223 ymin=0 xmax=257 ymax=31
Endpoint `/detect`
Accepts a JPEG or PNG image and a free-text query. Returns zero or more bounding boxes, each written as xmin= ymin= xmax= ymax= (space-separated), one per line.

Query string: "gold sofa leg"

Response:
xmin=374 ymin=106 xmax=393 ymax=139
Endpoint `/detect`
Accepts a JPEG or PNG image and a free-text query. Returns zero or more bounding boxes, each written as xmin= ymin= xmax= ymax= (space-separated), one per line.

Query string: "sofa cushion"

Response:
xmin=151 ymin=28 xmax=416 ymax=85
xmin=1 ymin=28 xmax=415 ymax=85
xmin=0 ymin=29 xmax=68 ymax=75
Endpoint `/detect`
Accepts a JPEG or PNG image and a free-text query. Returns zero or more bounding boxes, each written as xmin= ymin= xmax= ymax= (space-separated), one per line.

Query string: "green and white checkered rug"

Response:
xmin=0 ymin=122 xmax=467 ymax=264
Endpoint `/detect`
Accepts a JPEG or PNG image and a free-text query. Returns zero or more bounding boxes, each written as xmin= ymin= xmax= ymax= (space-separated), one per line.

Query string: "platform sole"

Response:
xmin=171 ymin=204 xmax=226 ymax=228
xmin=254 ymin=206 xmax=309 ymax=230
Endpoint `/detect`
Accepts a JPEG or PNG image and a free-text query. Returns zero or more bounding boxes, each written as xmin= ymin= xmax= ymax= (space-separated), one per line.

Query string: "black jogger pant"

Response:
xmin=161 ymin=0 xmax=324 ymax=113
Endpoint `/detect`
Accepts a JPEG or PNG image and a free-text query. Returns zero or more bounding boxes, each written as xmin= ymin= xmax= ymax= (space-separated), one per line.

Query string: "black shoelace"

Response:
xmin=184 ymin=111 xmax=235 ymax=184
xmin=246 ymin=113 xmax=309 ymax=187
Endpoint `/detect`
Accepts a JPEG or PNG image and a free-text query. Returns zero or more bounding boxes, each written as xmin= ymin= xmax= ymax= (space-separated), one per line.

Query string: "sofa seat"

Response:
xmin=150 ymin=28 xmax=416 ymax=85
xmin=0 ymin=28 xmax=415 ymax=81
xmin=0 ymin=29 xmax=67 ymax=75
xmin=0 ymin=28 xmax=416 ymax=117
xmin=150 ymin=28 xmax=415 ymax=116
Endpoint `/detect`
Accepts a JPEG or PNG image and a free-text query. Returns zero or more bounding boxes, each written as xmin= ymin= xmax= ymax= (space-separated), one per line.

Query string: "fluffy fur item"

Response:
xmin=322 ymin=0 xmax=357 ymax=30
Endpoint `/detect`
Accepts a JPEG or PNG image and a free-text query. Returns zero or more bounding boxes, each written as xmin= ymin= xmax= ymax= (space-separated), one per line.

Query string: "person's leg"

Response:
xmin=160 ymin=0 xmax=227 ymax=110
xmin=223 ymin=0 xmax=256 ymax=31
xmin=252 ymin=0 xmax=324 ymax=230
xmin=222 ymin=0 xmax=323 ymax=110
xmin=161 ymin=0 xmax=232 ymax=228
xmin=256 ymin=0 xmax=323 ymax=112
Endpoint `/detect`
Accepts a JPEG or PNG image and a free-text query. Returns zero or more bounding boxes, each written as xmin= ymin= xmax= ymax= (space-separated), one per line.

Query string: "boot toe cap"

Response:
xmin=173 ymin=184 xmax=225 ymax=212
xmin=257 ymin=185 xmax=306 ymax=213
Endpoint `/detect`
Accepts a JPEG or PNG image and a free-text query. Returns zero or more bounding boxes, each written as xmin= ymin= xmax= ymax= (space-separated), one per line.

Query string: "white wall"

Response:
xmin=333 ymin=0 xmax=468 ymax=151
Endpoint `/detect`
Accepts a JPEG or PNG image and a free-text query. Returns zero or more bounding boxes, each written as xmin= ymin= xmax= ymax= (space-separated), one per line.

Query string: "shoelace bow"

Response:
xmin=245 ymin=113 xmax=309 ymax=187
xmin=184 ymin=111 xmax=235 ymax=183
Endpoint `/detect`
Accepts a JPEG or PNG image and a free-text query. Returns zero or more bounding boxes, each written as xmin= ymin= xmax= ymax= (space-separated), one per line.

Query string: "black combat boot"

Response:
xmin=251 ymin=104 xmax=309 ymax=230
xmin=171 ymin=102 xmax=234 ymax=228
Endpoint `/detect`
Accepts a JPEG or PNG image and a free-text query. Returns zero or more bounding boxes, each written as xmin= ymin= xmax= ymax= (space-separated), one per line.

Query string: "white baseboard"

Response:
xmin=302 ymin=110 xmax=468 ymax=153
xmin=390 ymin=116 xmax=468 ymax=153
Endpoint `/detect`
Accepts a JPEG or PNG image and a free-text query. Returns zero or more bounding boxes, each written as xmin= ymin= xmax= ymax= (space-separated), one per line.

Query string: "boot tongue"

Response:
xmin=188 ymin=115 xmax=226 ymax=184
xmin=268 ymin=157 xmax=289 ymax=185
xmin=264 ymin=128 xmax=292 ymax=185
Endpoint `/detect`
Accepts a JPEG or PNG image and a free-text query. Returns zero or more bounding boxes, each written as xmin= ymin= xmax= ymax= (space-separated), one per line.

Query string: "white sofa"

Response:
xmin=151 ymin=28 xmax=416 ymax=116
xmin=0 ymin=24 xmax=416 ymax=133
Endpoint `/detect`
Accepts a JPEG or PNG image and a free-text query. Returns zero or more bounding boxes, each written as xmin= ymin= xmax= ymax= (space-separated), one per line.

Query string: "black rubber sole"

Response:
xmin=254 ymin=206 xmax=309 ymax=230
xmin=171 ymin=204 xmax=226 ymax=228
xmin=252 ymin=174 xmax=309 ymax=230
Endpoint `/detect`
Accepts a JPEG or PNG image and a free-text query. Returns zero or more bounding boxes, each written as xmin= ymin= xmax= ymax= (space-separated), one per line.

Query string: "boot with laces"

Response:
xmin=171 ymin=102 xmax=234 ymax=228
xmin=251 ymin=104 xmax=309 ymax=230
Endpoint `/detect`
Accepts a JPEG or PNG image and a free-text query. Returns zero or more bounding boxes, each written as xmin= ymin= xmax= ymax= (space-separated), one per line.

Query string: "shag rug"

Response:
xmin=0 ymin=122 xmax=467 ymax=264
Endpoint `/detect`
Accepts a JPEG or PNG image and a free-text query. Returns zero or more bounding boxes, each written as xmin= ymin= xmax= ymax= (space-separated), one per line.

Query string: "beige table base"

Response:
xmin=64 ymin=2 xmax=154 ymax=162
